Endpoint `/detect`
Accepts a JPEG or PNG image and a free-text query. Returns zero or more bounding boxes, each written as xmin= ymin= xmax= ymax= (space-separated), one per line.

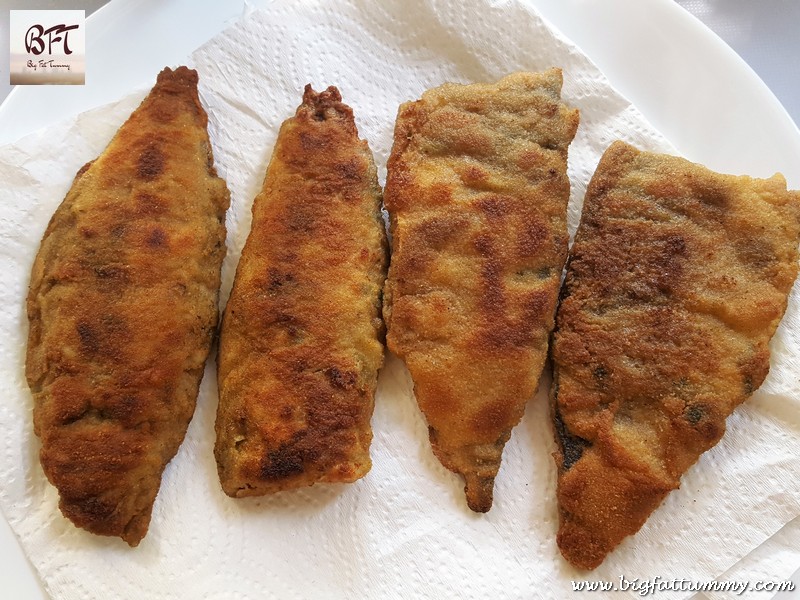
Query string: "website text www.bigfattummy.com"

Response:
xmin=571 ymin=575 xmax=796 ymax=596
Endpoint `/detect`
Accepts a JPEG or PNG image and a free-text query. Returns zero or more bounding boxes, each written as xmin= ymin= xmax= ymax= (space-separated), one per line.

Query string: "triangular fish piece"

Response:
xmin=384 ymin=70 xmax=579 ymax=511
xmin=552 ymin=141 xmax=800 ymax=568
xmin=26 ymin=67 xmax=230 ymax=545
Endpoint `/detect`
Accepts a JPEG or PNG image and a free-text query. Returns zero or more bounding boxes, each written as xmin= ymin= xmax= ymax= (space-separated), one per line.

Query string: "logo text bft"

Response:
xmin=25 ymin=24 xmax=80 ymax=56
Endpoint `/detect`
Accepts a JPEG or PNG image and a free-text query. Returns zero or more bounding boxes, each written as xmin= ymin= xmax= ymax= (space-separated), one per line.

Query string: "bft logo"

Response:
xmin=9 ymin=10 xmax=86 ymax=85
xmin=25 ymin=23 xmax=80 ymax=56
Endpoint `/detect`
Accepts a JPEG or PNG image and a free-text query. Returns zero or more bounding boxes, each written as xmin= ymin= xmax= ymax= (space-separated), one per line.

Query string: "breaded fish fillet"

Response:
xmin=552 ymin=141 xmax=800 ymax=569
xmin=215 ymin=86 xmax=387 ymax=497
xmin=25 ymin=67 xmax=230 ymax=545
xmin=384 ymin=70 xmax=579 ymax=512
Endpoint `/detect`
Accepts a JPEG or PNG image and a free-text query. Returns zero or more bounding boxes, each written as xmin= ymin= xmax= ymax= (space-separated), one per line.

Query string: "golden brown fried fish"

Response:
xmin=215 ymin=86 xmax=387 ymax=497
xmin=383 ymin=70 xmax=579 ymax=512
xmin=25 ymin=67 xmax=230 ymax=546
xmin=552 ymin=141 xmax=800 ymax=569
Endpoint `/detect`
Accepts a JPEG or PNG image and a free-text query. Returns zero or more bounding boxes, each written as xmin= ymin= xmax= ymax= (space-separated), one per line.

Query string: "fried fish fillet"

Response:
xmin=383 ymin=70 xmax=579 ymax=512
xmin=25 ymin=67 xmax=230 ymax=545
xmin=552 ymin=141 xmax=800 ymax=569
xmin=215 ymin=86 xmax=387 ymax=497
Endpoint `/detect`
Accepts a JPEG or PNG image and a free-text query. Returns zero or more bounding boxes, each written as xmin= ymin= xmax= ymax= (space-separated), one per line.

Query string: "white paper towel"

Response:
xmin=705 ymin=517 xmax=800 ymax=600
xmin=0 ymin=1 xmax=799 ymax=599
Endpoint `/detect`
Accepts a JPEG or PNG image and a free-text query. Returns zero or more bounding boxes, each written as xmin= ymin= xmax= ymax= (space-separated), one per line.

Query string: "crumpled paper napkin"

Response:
xmin=1 ymin=1 xmax=798 ymax=599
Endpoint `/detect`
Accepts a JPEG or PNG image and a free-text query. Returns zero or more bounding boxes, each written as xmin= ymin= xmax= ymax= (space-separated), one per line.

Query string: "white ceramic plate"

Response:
xmin=2 ymin=1 xmax=798 ymax=598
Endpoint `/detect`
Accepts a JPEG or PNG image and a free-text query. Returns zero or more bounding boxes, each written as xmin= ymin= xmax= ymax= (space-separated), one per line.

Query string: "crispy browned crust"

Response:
xmin=25 ymin=66 xmax=230 ymax=546
xmin=552 ymin=141 xmax=800 ymax=569
xmin=214 ymin=85 xmax=387 ymax=497
xmin=383 ymin=70 xmax=579 ymax=512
